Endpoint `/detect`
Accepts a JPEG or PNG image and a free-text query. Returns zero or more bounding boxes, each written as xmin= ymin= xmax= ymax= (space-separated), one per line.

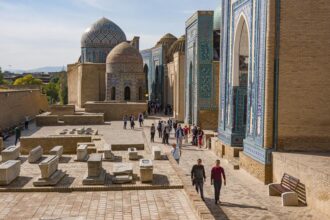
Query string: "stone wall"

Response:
xmin=67 ymin=63 xmax=106 ymax=108
xmin=277 ymin=0 xmax=330 ymax=151
xmin=239 ymin=152 xmax=272 ymax=184
xmin=85 ymin=101 xmax=147 ymax=121
xmin=172 ymin=52 xmax=185 ymax=122
xmin=49 ymin=105 xmax=75 ymax=116
xmin=36 ymin=113 xmax=58 ymax=126
xmin=0 ymin=89 xmax=48 ymax=130
xmin=36 ymin=112 xmax=104 ymax=126
xmin=20 ymin=135 xmax=92 ymax=154
xmin=273 ymin=152 xmax=330 ymax=218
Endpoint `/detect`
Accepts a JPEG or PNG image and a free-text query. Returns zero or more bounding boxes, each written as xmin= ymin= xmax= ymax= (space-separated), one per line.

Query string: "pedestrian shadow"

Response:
xmin=220 ymin=201 xmax=268 ymax=210
xmin=204 ymin=198 xmax=230 ymax=220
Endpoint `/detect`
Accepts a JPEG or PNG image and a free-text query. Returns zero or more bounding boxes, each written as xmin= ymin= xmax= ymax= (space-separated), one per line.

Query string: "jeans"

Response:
xmin=195 ymin=180 xmax=204 ymax=199
xmin=150 ymin=133 xmax=155 ymax=142
xmin=214 ymin=180 xmax=222 ymax=202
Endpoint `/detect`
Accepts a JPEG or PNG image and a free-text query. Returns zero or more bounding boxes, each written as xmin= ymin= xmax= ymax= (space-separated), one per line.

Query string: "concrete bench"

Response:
xmin=39 ymin=155 xmax=59 ymax=179
xmin=128 ymin=147 xmax=139 ymax=160
xmin=0 ymin=160 xmax=21 ymax=185
xmin=269 ymin=173 xmax=300 ymax=206
xmin=76 ymin=144 xmax=88 ymax=161
xmin=152 ymin=146 xmax=162 ymax=160
xmin=49 ymin=146 xmax=63 ymax=157
xmin=28 ymin=146 xmax=43 ymax=163
xmin=1 ymin=146 xmax=20 ymax=162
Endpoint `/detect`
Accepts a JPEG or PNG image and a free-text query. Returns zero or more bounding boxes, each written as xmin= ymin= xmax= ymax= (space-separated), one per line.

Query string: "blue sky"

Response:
xmin=0 ymin=0 xmax=219 ymax=70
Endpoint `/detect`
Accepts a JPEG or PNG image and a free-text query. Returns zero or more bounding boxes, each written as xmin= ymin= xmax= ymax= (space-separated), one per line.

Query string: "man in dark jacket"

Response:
xmin=191 ymin=158 xmax=206 ymax=201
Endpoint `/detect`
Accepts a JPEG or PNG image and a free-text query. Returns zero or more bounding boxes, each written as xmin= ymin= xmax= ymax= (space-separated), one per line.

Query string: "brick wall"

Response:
xmin=277 ymin=0 xmax=330 ymax=151
xmin=20 ymin=135 xmax=92 ymax=154
xmin=85 ymin=102 xmax=147 ymax=121
xmin=198 ymin=110 xmax=218 ymax=130
xmin=0 ymin=90 xmax=48 ymax=130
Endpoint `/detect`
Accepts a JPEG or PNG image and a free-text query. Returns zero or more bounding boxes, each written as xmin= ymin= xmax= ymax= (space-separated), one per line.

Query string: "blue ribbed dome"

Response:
xmin=81 ymin=17 xmax=127 ymax=48
xmin=213 ymin=4 xmax=222 ymax=31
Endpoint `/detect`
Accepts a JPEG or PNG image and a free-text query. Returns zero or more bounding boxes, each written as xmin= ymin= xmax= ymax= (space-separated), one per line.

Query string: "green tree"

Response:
xmin=43 ymin=82 xmax=59 ymax=104
xmin=0 ymin=67 xmax=3 ymax=84
xmin=13 ymin=74 xmax=42 ymax=86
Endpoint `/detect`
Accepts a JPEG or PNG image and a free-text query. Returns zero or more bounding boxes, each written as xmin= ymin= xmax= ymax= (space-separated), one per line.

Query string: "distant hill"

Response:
xmin=5 ymin=66 xmax=66 ymax=74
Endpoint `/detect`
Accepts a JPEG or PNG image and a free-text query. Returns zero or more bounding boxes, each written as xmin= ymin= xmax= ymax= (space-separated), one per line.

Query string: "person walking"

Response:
xmin=171 ymin=143 xmax=181 ymax=164
xmin=176 ymin=124 xmax=184 ymax=149
xmin=123 ymin=115 xmax=128 ymax=129
xmin=14 ymin=126 xmax=21 ymax=146
xmin=192 ymin=125 xmax=198 ymax=146
xmin=24 ymin=116 xmax=29 ymax=130
xmin=138 ymin=113 xmax=144 ymax=127
xmin=150 ymin=123 xmax=156 ymax=142
xmin=191 ymin=159 xmax=206 ymax=201
xmin=198 ymin=127 xmax=204 ymax=148
xmin=211 ymin=159 xmax=226 ymax=204
xmin=183 ymin=125 xmax=189 ymax=144
xmin=165 ymin=123 xmax=170 ymax=145
xmin=162 ymin=122 xmax=166 ymax=144
xmin=130 ymin=115 xmax=135 ymax=129
xmin=157 ymin=121 xmax=162 ymax=138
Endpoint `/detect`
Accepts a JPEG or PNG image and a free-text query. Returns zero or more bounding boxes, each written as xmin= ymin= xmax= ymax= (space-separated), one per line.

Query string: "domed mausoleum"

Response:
xmin=105 ymin=42 xmax=146 ymax=101
xmin=81 ymin=17 xmax=127 ymax=63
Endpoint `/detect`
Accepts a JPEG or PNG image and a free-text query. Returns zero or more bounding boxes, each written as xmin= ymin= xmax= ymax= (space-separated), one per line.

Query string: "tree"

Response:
xmin=13 ymin=74 xmax=42 ymax=86
xmin=0 ymin=67 xmax=3 ymax=84
xmin=43 ymin=82 xmax=59 ymax=104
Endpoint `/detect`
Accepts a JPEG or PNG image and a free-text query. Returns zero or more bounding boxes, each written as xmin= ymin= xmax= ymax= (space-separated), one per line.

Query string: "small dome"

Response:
xmin=155 ymin=33 xmax=177 ymax=47
xmin=167 ymin=35 xmax=186 ymax=62
xmin=213 ymin=4 xmax=222 ymax=31
xmin=81 ymin=17 xmax=127 ymax=48
xmin=106 ymin=42 xmax=143 ymax=64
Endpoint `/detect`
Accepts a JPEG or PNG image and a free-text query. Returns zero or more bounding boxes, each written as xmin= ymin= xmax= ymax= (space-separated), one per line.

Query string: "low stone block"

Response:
xmin=87 ymin=153 xmax=103 ymax=177
xmin=82 ymin=153 xmax=105 ymax=185
xmin=268 ymin=183 xmax=282 ymax=196
xmin=282 ymin=192 xmax=299 ymax=206
xmin=128 ymin=147 xmax=138 ymax=160
xmin=112 ymin=175 xmax=133 ymax=184
xmin=103 ymin=144 xmax=115 ymax=160
xmin=152 ymin=146 xmax=162 ymax=160
xmin=0 ymin=160 xmax=20 ymax=185
xmin=113 ymin=163 xmax=133 ymax=176
xmin=33 ymin=170 xmax=66 ymax=186
xmin=49 ymin=145 xmax=63 ymax=157
xmin=139 ymin=159 xmax=153 ymax=183
xmin=28 ymin=146 xmax=43 ymax=163
xmin=1 ymin=145 xmax=20 ymax=162
xmin=76 ymin=144 xmax=88 ymax=161
xmin=39 ymin=155 xmax=59 ymax=179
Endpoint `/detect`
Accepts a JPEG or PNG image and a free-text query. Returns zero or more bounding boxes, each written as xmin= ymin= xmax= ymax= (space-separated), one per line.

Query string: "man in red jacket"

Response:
xmin=211 ymin=159 xmax=226 ymax=204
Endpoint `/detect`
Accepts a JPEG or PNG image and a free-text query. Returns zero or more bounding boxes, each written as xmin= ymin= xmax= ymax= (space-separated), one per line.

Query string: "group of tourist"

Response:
xmin=122 ymin=113 xmax=144 ymax=130
xmin=147 ymin=101 xmax=162 ymax=115
xmin=191 ymin=124 xmax=205 ymax=148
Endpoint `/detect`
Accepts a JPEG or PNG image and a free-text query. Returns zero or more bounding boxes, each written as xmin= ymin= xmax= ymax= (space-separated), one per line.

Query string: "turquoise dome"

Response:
xmin=213 ymin=4 xmax=222 ymax=31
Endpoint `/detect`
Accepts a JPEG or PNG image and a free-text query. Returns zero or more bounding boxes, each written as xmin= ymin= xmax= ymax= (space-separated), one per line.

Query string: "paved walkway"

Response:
xmin=144 ymin=117 xmax=327 ymax=220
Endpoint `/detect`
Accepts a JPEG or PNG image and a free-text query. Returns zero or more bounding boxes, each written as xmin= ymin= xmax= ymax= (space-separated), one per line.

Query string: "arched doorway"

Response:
xmin=124 ymin=86 xmax=131 ymax=101
xmin=111 ymin=87 xmax=116 ymax=100
xmin=232 ymin=15 xmax=250 ymax=138
xmin=143 ymin=64 xmax=149 ymax=97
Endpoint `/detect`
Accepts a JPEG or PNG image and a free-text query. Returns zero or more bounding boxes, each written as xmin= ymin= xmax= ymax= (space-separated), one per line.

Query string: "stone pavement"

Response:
xmin=0 ymin=190 xmax=197 ymax=220
xmin=143 ymin=117 xmax=328 ymax=220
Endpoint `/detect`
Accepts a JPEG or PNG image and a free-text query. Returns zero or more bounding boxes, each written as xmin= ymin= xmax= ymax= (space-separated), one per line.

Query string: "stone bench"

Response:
xmin=152 ymin=146 xmax=162 ymax=160
xmin=139 ymin=159 xmax=153 ymax=183
xmin=76 ymin=144 xmax=88 ymax=161
xmin=1 ymin=146 xmax=20 ymax=162
xmin=103 ymin=144 xmax=115 ymax=161
xmin=28 ymin=146 xmax=43 ymax=163
xmin=49 ymin=145 xmax=63 ymax=157
xmin=33 ymin=155 xmax=66 ymax=186
xmin=0 ymin=160 xmax=21 ymax=185
xmin=128 ymin=147 xmax=139 ymax=160
xmin=82 ymin=153 xmax=105 ymax=185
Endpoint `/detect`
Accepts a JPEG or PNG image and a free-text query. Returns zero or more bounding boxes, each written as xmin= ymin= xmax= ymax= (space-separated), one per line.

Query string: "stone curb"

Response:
xmin=0 ymin=184 xmax=184 ymax=193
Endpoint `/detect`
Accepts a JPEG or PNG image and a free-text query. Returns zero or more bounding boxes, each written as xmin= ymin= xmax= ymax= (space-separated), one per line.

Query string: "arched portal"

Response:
xmin=138 ymin=86 xmax=143 ymax=100
xmin=232 ymin=15 xmax=250 ymax=137
xmin=111 ymin=87 xmax=116 ymax=100
xmin=124 ymin=86 xmax=131 ymax=101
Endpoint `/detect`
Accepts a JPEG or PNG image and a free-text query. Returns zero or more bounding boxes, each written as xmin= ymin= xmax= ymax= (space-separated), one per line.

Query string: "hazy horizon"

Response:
xmin=0 ymin=0 xmax=219 ymax=70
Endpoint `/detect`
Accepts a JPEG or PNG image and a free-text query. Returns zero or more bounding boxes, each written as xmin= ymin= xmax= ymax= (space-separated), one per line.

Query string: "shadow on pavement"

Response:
xmin=204 ymin=198 xmax=230 ymax=220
